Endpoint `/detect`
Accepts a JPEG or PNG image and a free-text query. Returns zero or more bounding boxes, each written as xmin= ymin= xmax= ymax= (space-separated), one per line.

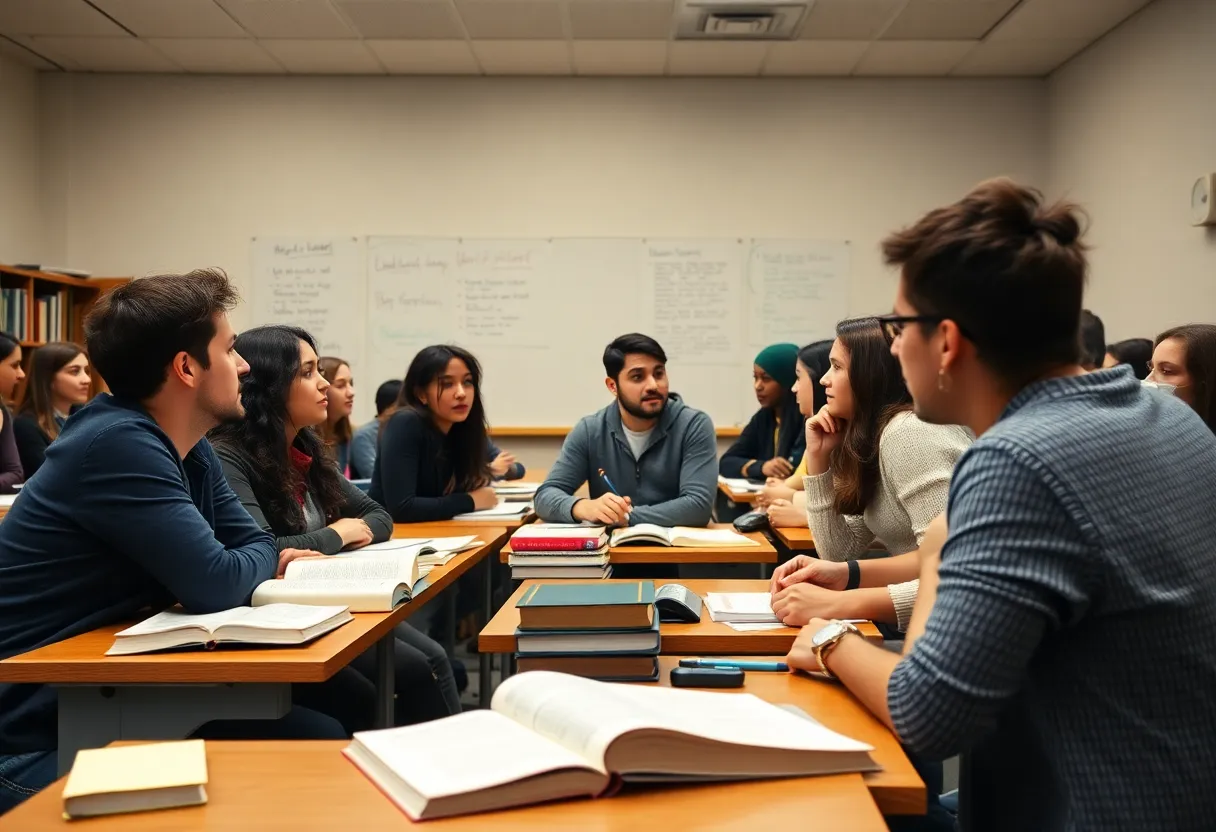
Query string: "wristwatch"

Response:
xmin=810 ymin=619 xmax=861 ymax=678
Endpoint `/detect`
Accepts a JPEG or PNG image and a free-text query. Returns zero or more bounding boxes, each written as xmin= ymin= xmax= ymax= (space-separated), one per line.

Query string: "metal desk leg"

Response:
xmin=957 ymin=752 xmax=972 ymax=831
xmin=478 ymin=553 xmax=494 ymax=706
xmin=375 ymin=633 xmax=396 ymax=729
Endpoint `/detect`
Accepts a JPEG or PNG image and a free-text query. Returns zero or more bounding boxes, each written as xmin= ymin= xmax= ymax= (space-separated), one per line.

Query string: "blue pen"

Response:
xmin=679 ymin=659 xmax=789 ymax=672
xmin=597 ymin=467 xmax=620 ymax=495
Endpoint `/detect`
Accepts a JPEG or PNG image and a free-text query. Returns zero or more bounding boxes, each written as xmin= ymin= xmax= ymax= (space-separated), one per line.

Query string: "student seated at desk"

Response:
xmin=369 ymin=345 xmax=498 ymax=522
xmin=318 ymin=355 xmax=354 ymax=475
xmin=769 ymin=318 xmax=970 ymax=634
xmin=0 ymin=332 xmax=25 ymax=494
xmin=719 ymin=343 xmax=805 ymax=482
xmin=535 ymin=333 xmax=717 ymax=528
xmin=349 ymin=379 xmax=399 ymax=480
xmin=209 ymin=325 xmax=460 ymax=724
xmin=13 ymin=342 xmax=91 ymax=479
xmin=759 ymin=340 xmax=831 ymax=527
xmin=1149 ymin=323 xmax=1216 ymax=434
xmin=0 ymin=271 xmax=350 ymax=817
xmin=1102 ymin=337 xmax=1152 ymax=379
xmin=785 ymin=180 xmax=1216 ymax=830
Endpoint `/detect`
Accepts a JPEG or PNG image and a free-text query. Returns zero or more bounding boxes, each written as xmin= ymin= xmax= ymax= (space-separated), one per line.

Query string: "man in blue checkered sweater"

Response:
xmin=787 ymin=178 xmax=1216 ymax=830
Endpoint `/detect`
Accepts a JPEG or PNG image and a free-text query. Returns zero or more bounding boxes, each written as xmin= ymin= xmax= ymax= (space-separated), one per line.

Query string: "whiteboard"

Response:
xmin=252 ymin=236 xmax=849 ymax=427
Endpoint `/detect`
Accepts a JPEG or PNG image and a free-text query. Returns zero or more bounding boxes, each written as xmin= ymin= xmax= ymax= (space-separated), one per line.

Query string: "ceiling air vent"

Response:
xmin=675 ymin=0 xmax=812 ymax=40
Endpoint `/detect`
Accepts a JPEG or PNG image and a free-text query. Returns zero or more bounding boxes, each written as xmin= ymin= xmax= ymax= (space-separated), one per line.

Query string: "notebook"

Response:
xmin=452 ymin=500 xmax=533 ymax=520
xmin=250 ymin=553 xmax=424 ymax=611
xmin=63 ymin=740 xmax=207 ymax=819
xmin=343 ymin=671 xmax=876 ymax=820
xmin=704 ymin=592 xmax=780 ymax=623
xmin=608 ymin=524 xmax=760 ymax=548
xmin=718 ymin=476 xmax=765 ymax=493
xmin=106 ymin=604 xmax=351 ymax=655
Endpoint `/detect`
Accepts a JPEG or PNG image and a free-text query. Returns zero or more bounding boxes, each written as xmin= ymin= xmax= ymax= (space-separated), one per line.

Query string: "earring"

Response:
xmin=937 ymin=369 xmax=953 ymax=393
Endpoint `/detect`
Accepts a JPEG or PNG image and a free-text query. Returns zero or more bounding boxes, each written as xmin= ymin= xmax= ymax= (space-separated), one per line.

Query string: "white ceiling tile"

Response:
xmin=365 ymin=39 xmax=479 ymax=73
xmin=568 ymin=1 xmax=672 ymax=40
xmin=0 ymin=36 xmax=60 ymax=70
xmin=259 ymin=38 xmax=385 ymax=72
xmin=337 ymin=1 xmax=466 ymax=39
xmin=853 ymin=39 xmax=978 ymax=75
xmin=147 ymin=37 xmax=285 ymax=73
xmin=471 ymin=40 xmax=571 ymax=74
xmin=990 ymin=0 xmax=1154 ymax=41
xmin=951 ymin=37 xmax=1091 ymax=76
xmin=572 ymin=40 xmax=666 ymax=75
xmin=762 ymin=40 xmax=869 ymax=76
xmin=667 ymin=41 xmax=766 ymax=76
xmin=216 ymin=0 xmax=356 ymax=38
xmin=799 ymin=0 xmax=904 ymax=40
xmin=91 ymin=0 xmax=248 ymax=38
xmin=456 ymin=1 xmax=566 ymax=39
xmin=0 ymin=0 xmax=128 ymax=37
xmin=31 ymin=36 xmax=183 ymax=71
xmin=882 ymin=0 xmax=1019 ymax=41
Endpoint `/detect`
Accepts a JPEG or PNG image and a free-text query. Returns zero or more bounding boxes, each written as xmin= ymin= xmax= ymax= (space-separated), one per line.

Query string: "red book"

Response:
xmin=509 ymin=527 xmax=608 ymax=552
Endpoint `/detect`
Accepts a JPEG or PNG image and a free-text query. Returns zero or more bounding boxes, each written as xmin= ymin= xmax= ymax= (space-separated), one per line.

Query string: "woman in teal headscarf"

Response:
xmin=719 ymin=343 xmax=806 ymax=480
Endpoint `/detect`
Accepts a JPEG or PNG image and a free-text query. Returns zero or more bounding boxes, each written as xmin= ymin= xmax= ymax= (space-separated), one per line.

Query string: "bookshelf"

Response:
xmin=0 ymin=266 xmax=131 ymax=406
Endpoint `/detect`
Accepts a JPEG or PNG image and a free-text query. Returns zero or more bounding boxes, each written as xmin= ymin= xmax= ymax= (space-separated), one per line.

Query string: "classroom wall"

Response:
xmin=1048 ymin=0 xmax=1216 ymax=342
xmin=34 ymin=73 xmax=1048 ymax=466
xmin=0 ymin=57 xmax=43 ymax=264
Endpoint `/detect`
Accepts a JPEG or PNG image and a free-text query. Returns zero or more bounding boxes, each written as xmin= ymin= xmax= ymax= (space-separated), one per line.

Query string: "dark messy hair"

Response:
xmin=603 ymin=333 xmax=667 ymax=382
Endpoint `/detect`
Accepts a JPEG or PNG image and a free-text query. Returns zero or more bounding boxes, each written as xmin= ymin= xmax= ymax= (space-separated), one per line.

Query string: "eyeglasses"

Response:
xmin=876 ymin=314 xmax=946 ymax=345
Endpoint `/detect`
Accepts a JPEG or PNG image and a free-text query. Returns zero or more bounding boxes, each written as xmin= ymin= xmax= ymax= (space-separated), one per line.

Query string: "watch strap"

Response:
xmin=846 ymin=559 xmax=861 ymax=590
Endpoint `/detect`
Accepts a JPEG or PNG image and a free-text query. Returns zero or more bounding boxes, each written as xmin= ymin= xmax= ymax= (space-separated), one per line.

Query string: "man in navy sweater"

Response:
xmin=0 ymin=270 xmax=347 ymax=815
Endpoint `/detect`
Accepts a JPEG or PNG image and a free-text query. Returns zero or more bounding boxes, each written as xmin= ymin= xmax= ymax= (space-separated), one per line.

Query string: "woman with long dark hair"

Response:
xmin=0 ymin=332 xmax=25 ymax=493
xmin=769 ymin=318 xmax=971 ymax=633
xmin=1149 ymin=323 xmax=1216 ymax=434
xmin=369 ymin=345 xmax=498 ymax=522
xmin=760 ymin=339 xmax=832 ymax=527
xmin=210 ymin=325 xmax=461 ymax=727
xmin=14 ymin=341 xmax=91 ymax=478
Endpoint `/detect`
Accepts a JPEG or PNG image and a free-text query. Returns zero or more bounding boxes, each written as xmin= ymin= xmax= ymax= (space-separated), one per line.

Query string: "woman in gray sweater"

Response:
xmin=770 ymin=317 xmax=971 ymax=632
xmin=209 ymin=324 xmax=460 ymax=727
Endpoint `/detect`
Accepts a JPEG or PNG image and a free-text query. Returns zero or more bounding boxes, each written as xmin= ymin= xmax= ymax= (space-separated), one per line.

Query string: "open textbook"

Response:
xmin=353 ymin=535 xmax=482 ymax=571
xmin=343 ymin=670 xmax=876 ymax=820
xmin=609 ymin=524 xmax=759 ymax=548
xmin=251 ymin=553 xmax=424 ymax=611
xmin=107 ymin=604 xmax=351 ymax=656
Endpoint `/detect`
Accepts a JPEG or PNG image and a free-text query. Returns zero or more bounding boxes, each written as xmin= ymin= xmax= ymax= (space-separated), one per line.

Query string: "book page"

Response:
xmin=491 ymin=672 xmax=871 ymax=773
xmin=670 ymin=527 xmax=759 ymax=547
xmin=114 ymin=607 xmax=255 ymax=638
xmin=251 ymin=579 xmax=400 ymax=609
xmin=705 ymin=592 xmax=778 ymax=618
xmin=610 ymin=524 xmax=670 ymax=545
xmin=234 ymin=603 xmax=349 ymax=630
xmin=356 ymin=538 xmax=431 ymax=554
xmin=285 ymin=553 xmax=419 ymax=587
xmin=453 ymin=500 xmax=531 ymax=518
xmin=352 ymin=711 xmax=603 ymax=799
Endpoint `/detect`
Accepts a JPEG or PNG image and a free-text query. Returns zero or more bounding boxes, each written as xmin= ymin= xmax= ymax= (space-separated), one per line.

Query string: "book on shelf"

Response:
xmin=514 ymin=654 xmax=658 ymax=681
xmin=251 ymin=552 xmax=425 ymax=611
xmin=608 ymin=524 xmax=759 ymax=548
xmin=510 ymin=525 xmax=607 ymax=552
xmin=516 ymin=581 xmax=655 ymax=630
xmin=13 ymin=263 xmax=93 ymax=278
xmin=510 ymin=564 xmax=612 ymax=580
xmin=62 ymin=740 xmax=207 ymax=819
xmin=343 ymin=670 xmax=877 ymax=820
xmin=106 ymin=604 xmax=351 ymax=656
xmin=514 ymin=615 xmax=660 ymax=656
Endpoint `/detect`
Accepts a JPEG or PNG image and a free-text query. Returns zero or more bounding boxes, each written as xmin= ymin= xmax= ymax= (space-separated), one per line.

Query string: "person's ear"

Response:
xmin=605 ymin=376 xmax=618 ymax=397
xmin=940 ymin=320 xmax=964 ymax=374
xmin=169 ymin=351 xmax=198 ymax=389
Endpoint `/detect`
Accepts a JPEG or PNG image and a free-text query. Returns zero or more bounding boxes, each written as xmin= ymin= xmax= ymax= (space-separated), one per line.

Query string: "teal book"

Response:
xmin=514 ymin=615 xmax=661 ymax=656
xmin=516 ymin=581 xmax=655 ymax=631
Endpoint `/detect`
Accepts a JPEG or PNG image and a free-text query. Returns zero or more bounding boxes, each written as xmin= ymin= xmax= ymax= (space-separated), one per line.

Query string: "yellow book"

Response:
xmin=63 ymin=740 xmax=208 ymax=819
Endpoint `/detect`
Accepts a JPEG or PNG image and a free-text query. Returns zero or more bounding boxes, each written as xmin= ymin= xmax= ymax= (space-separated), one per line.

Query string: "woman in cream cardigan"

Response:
xmin=769 ymin=317 xmax=971 ymax=633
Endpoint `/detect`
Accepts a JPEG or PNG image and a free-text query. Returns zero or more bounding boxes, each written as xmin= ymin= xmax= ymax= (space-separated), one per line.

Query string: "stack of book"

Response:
xmin=514 ymin=580 xmax=660 ymax=681
xmin=507 ymin=525 xmax=611 ymax=580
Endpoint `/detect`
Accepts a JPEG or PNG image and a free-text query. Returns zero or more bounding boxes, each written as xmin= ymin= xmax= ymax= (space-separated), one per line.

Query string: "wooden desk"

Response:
xmin=0 ymin=532 xmax=505 ymax=773
xmin=0 ymin=740 xmax=888 ymax=831
xmin=480 ymin=579 xmax=882 ymax=655
xmin=499 ymin=525 xmax=776 ymax=565
xmin=647 ymin=657 xmax=924 ymax=816
xmin=772 ymin=525 xmax=815 ymax=552
xmin=718 ymin=478 xmax=760 ymax=505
